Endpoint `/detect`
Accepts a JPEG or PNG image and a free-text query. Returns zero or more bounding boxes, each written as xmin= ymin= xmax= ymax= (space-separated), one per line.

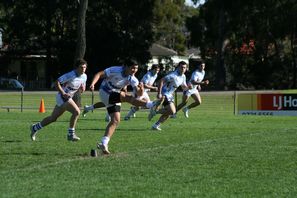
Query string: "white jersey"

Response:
xmin=188 ymin=69 xmax=205 ymax=91
xmin=161 ymin=70 xmax=187 ymax=100
xmin=57 ymin=70 xmax=87 ymax=97
xmin=141 ymin=71 xmax=158 ymax=92
xmin=100 ymin=66 xmax=139 ymax=93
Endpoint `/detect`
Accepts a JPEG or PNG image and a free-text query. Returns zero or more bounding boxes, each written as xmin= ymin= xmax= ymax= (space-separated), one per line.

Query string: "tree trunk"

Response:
xmin=74 ymin=0 xmax=88 ymax=60
xmin=45 ymin=0 xmax=54 ymax=89
xmin=73 ymin=0 xmax=88 ymax=107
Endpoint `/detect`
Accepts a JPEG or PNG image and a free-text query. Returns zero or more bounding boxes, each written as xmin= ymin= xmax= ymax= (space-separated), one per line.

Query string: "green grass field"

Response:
xmin=0 ymin=91 xmax=297 ymax=197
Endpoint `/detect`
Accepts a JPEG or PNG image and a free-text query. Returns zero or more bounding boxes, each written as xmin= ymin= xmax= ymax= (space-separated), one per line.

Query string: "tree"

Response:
xmin=186 ymin=0 xmax=297 ymax=90
xmin=74 ymin=0 xmax=88 ymax=60
xmin=153 ymin=0 xmax=188 ymax=54
xmin=73 ymin=0 xmax=88 ymax=107
xmin=1 ymin=0 xmax=157 ymax=87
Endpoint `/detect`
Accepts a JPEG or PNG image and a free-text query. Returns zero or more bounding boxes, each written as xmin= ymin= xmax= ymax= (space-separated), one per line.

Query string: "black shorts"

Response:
xmin=106 ymin=92 xmax=121 ymax=114
xmin=163 ymin=96 xmax=172 ymax=106
xmin=109 ymin=92 xmax=121 ymax=104
xmin=107 ymin=105 xmax=121 ymax=114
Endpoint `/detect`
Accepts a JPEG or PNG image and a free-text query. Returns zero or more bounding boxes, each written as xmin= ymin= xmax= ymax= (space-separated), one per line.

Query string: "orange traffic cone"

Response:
xmin=39 ymin=98 xmax=46 ymax=113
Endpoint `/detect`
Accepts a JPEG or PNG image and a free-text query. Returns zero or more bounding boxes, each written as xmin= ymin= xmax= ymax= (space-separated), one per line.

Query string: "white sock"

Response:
xmin=87 ymin=105 xmax=94 ymax=111
xmin=126 ymin=107 xmax=136 ymax=117
xmin=101 ymin=136 xmax=110 ymax=145
xmin=146 ymin=101 xmax=154 ymax=108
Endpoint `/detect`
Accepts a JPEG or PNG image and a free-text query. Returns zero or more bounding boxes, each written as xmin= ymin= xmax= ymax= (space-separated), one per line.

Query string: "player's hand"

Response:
xmin=90 ymin=84 xmax=95 ymax=91
xmin=187 ymin=82 xmax=193 ymax=89
xmin=79 ymin=84 xmax=86 ymax=93
xmin=157 ymin=93 xmax=162 ymax=99
xmin=62 ymin=93 xmax=71 ymax=100
xmin=204 ymin=80 xmax=209 ymax=85
xmin=138 ymin=82 xmax=144 ymax=90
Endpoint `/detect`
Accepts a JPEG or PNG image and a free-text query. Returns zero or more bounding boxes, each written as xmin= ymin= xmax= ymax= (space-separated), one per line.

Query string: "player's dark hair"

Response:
xmin=191 ymin=59 xmax=204 ymax=67
xmin=178 ymin=61 xmax=188 ymax=67
xmin=151 ymin=64 xmax=160 ymax=70
xmin=124 ymin=59 xmax=138 ymax=67
xmin=74 ymin=59 xmax=87 ymax=68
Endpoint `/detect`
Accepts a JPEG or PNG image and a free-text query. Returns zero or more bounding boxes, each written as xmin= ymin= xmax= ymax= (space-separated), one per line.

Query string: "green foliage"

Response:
xmin=186 ymin=0 xmax=297 ymax=90
xmin=153 ymin=0 xmax=189 ymax=54
xmin=1 ymin=0 xmax=156 ymax=73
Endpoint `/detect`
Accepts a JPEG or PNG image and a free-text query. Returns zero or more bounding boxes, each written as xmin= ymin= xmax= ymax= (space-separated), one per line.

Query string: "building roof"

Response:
xmin=149 ymin=43 xmax=177 ymax=56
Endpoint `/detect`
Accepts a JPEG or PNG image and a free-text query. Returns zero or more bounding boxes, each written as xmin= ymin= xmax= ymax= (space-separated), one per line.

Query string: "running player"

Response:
xmin=30 ymin=59 xmax=88 ymax=141
xmin=149 ymin=61 xmax=188 ymax=131
xmin=175 ymin=59 xmax=209 ymax=118
xmin=124 ymin=64 xmax=160 ymax=120
xmin=90 ymin=60 xmax=160 ymax=154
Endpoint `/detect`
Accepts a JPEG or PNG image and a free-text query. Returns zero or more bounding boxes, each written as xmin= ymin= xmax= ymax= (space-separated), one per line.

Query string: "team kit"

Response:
xmin=30 ymin=59 xmax=208 ymax=155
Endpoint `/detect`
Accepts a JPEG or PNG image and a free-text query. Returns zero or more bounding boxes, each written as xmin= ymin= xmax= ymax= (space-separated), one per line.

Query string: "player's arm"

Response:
xmin=121 ymin=86 xmax=128 ymax=93
xmin=90 ymin=70 xmax=105 ymax=91
xmin=191 ymin=79 xmax=209 ymax=85
xmin=55 ymin=80 xmax=70 ymax=100
xmin=181 ymin=78 xmax=189 ymax=91
xmin=79 ymin=83 xmax=86 ymax=93
xmin=157 ymin=78 xmax=164 ymax=99
xmin=136 ymin=82 xmax=144 ymax=96
xmin=143 ymin=83 xmax=158 ymax=91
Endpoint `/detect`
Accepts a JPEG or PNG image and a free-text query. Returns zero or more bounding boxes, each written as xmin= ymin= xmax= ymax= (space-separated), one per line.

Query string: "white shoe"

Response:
xmin=183 ymin=107 xmax=189 ymax=118
xmin=151 ymin=125 xmax=162 ymax=131
xmin=97 ymin=143 xmax=110 ymax=155
xmin=82 ymin=105 xmax=90 ymax=117
xmin=148 ymin=107 xmax=156 ymax=121
xmin=30 ymin=125 xmax=37 ymax=141
xmin=67 ymin=133 xmax=80 ymax=141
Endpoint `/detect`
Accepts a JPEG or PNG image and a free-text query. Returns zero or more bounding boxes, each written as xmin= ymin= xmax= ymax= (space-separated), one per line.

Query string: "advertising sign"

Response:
xmin=237 ymin=93 xmax=297 ymax=116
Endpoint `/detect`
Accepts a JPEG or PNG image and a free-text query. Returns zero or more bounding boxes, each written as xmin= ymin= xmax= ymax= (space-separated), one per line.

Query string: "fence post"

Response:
xmin=233 ymin=90 xmax=236 ymax=115
xmin=21 ymin=88 xmax=24 ymax=112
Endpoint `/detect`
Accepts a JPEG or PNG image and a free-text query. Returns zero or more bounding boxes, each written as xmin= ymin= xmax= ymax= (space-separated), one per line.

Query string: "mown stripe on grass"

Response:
xmin=0 ymin=130 xmax=281 ymax=175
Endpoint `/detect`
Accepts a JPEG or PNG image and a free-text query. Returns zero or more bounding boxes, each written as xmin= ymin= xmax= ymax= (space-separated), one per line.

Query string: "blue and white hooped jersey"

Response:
xmin=187 ymin=69 xmax=205 ymax=91
xmin=141 ymin=71 xmax=158 ymax=92
xmin=57 ymin=70 xmax=87 ymax=97
xmin=100 ymin=66 xmax=139 ymax=93
xmin=161 ymin=70 xmax=187 ymax=99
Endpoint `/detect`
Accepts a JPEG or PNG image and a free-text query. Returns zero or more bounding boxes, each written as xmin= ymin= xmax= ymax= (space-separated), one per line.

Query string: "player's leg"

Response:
xmin=152 ymin=102 xmax=175 ymax=131
xmin=183 ymin=92 xmax=201 ymax=118
xmin=30 ymin=104 xmax=65 ymax=141
xmin=171 ymin=93 xmax=190 ymax=118
xmin=124 ymin=93 xmax=148 ymax=120
xmin=83 ymin=101 xmax=105 ymax=117
xmin=120 ymin=91 xmax=159 ymax=109
xmin=65 ymin=98 xmax=81 ymax=141
xmin=124 ymin=106 xmax=138 ymax=120
xmin=97 ymin=91 xmax=121 ymax=154
xmin=176 ymin=94 xmax=190 ymax=112
xmin=98 ymin=105 xmax=121 ymax=154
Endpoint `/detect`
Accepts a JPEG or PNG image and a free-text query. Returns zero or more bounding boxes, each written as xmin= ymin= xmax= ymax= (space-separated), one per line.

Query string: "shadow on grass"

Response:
xmin=0 ymin=152 xmax=46 ymax=156
xmin=1 ymin=140 xmax=22 ymax=143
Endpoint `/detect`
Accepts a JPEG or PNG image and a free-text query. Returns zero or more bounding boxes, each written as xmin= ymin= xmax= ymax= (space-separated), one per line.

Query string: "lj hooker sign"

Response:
xmin=237 ymin=93 xmax=297 ymax=116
